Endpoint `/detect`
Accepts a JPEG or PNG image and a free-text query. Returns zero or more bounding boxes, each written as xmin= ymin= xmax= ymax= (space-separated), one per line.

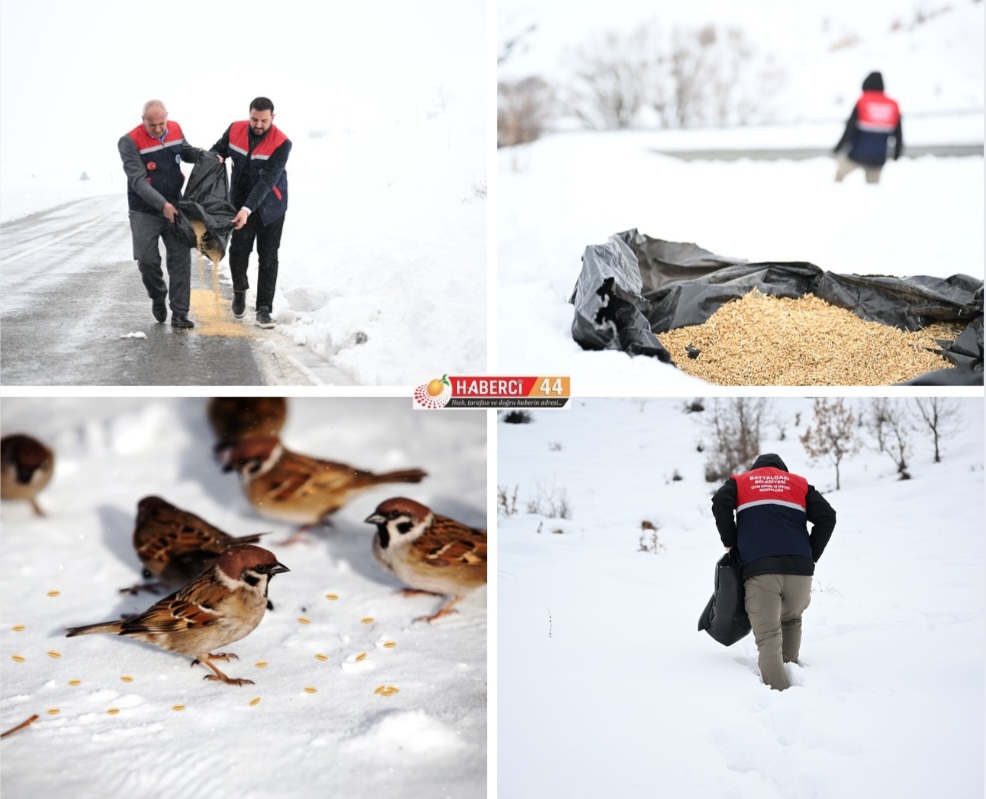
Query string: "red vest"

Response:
xmin=731 ymin=467 xmax=812 ymax=563
xmin=228 ymin=121 xmax=289 ymax=159
xmin=734 ymin=467 xmax=809 ymax=513
xmin=227 ymin=121 xmax=289 ymax=222
xmin=856 ymin=91 xmax=900 ymax=133
xmin=126 ymin=121 xmax=187 ymax=213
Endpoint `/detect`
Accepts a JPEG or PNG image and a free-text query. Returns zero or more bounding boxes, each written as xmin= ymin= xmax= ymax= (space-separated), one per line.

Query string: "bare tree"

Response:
xmin=498 ymin=22 xmax=538 ymax=66
xmin=704 ymin=398 xmax=772 ymax=482
xmin=800 ymin=398 xmax=863 ymax=490
xmin=868 ymin=398 xmax=914 ymax=479
xmin=912 ymin=397 xmax=961 ymax=463
xmin=562 ymin=25 xmax=654 ymax=129
xmin=498 ymin=77 xmax=554 ymax=148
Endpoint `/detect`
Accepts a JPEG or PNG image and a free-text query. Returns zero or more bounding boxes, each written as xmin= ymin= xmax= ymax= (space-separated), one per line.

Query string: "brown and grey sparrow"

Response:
xmin=1 ymin=434 xmax=54 ymax=516
xmin=207 ymin=397 xmax=288 ymax=448
xmin=365 ymin=497 xmax=486 ymax=623
xmin=221 ymin=436 xmax=428 ymax=543
xmin=67 ymin=544 xmax=289 ymax=686
xmin=123 ymin=495 xmax=267 ymax=594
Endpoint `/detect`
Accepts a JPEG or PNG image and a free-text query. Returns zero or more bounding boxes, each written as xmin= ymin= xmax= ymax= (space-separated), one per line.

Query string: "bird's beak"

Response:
xmin=365 ymin=513 xmax=385 ymax=525
xmin=270 ymin=562 xmax=290 ymax=576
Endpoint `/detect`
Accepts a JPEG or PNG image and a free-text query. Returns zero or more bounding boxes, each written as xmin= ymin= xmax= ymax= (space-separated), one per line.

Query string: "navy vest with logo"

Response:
xmin=732 ymin=467 xmax=813 ymax=564
xmin=227 ymin=121 xmax=289 ymax=224
xmin=126 ymin=122 xmax=187 ymax=214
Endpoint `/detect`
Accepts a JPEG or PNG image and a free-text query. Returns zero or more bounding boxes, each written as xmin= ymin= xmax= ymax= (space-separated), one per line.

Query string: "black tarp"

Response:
xmin=570 ymin=229 xmax=985 ymax=384
xmin=175 ymin=153 xmax=237 ymax=261
xmin=697 ymin=551 xmax=751 ymax=647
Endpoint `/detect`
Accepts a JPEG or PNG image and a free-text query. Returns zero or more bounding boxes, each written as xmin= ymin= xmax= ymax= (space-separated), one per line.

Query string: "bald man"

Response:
xmin=119 ymin=100 xmax=207 ymax=329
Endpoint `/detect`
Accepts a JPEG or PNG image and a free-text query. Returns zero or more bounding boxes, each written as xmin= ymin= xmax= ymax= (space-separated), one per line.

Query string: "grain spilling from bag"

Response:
xmin=656 ymin=291 xmax=962 ymax=385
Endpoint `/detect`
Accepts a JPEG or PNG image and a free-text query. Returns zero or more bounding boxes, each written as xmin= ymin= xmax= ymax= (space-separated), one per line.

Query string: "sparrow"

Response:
xmin=207 ymin=397 xmax=288 ymax=448
xmin=365 ymin=497 xmax=486 ymax=623
xmin=122 ymin=495 xmax=267 ymax=595
xmin=1 ymin=434 xmax=55 ymax=516
xmin=66 ymin=544 xmax=289 ymax=686
xmin=221 ymin=436 xmax=428 ymax=543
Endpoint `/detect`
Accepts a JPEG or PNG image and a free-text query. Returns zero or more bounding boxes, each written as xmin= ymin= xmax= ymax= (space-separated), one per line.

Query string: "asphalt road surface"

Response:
xmin=0 ymin=196 xmax=319 ymax=386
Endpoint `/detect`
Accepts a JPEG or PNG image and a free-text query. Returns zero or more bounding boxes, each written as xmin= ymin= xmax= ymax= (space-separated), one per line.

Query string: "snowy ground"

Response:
xmin=497 ymin=397 xmax=984 ymax=799
xmin=495 ymin=0 xmax=984 ymax=384
xmin=0 ymin=398 xmax=488 ymax=799
xmin=496 ymin=130 xmax=984 ymax=384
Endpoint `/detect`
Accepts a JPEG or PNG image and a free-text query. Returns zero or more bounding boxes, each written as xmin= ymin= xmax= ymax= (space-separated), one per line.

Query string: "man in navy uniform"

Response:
xmin=833 ymin=71 xmax=903 ymax=184
xmin=712 ymin=454 xmax=836 ymax=690
xmin=210 ymin=97 xmax=292 ymax=329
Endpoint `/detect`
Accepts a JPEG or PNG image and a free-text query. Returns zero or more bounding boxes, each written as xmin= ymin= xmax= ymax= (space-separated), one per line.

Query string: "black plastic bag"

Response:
xmin=175 ymin=153 xmax=237 ymax=261
xmin=697 ymin=551 xmax=751 ymax=647
xmin=571 ymin=229 xmax=985 ymax=383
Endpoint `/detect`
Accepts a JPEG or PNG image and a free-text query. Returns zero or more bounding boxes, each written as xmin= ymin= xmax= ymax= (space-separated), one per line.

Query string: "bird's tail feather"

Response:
xmin=66 ymin=621 xmax=123 ymax=637
xmin=376 ymin=468 xmax=428 ymax=484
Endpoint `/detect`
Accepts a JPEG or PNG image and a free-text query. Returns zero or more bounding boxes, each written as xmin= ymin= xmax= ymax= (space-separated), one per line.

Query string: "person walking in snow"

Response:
xmin=833 ymin=71 xmax=903 ymax=184
xmin=210 ymin=97 xmax=292 ymax=329
xmin=119 ymin=99 xmax=207 ymax=329
xmin=711 ymin=454 xmax=836 ymax=691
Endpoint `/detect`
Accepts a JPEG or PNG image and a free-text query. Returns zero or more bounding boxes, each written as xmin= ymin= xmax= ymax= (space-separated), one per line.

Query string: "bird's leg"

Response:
xmin=29 ymin=498 xmax=45 ymax=517
xmin=416 ymin=595 xmax=462 ymax=624
xmin=205 ymin=652 xmax=239 ymax=662
xmin=399 ymin=588 xmax=443 ymax=598
xmin=196 ymin=654 xmax=253 ymax=686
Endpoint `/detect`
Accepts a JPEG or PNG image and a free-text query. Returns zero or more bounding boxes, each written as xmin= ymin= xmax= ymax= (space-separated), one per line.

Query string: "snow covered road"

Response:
xmin=0 ymin=197 xmax=328 ymax=386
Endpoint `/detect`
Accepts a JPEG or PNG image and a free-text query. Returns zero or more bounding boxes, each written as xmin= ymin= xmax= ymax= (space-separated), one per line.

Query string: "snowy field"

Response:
xmin=495 ymin=0 xmax=984 ymax=384
xmin=0 ymin=398 xmax=488 ymax=799
xmin=497 ymin=132 xmax=984 ymax=385
xmin=497 ymin=397 xmax=984 ymax=799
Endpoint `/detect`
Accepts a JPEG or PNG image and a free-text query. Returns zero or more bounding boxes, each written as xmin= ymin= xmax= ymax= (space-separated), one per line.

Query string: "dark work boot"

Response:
xmin=255 ymin=307 xmax=275 ymax=329
xmin=171 ymin=314 xmax=194 ymax=330
xmin=231 ymin=291 xmax=246 ymax=319
xmin=152 ymin=299 xmax=167 ymax=323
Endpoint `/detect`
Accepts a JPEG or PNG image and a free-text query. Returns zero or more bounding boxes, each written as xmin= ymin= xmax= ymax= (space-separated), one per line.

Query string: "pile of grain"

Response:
xmin=656 ymin=290 xmax=963 ymax=385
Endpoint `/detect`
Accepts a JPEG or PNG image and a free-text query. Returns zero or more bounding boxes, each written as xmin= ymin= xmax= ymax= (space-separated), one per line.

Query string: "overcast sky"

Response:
xmin=0 ymin=0 xmax=487 ymax=181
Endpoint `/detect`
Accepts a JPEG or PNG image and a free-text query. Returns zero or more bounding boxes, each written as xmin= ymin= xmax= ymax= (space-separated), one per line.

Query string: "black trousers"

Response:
xmin=229 ymin=212 xmax=286 ymax=311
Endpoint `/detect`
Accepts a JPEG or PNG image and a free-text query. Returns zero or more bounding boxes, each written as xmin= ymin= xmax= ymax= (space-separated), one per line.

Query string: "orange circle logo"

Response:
xmin=413 ymin=375 xmax=450 ymax=409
